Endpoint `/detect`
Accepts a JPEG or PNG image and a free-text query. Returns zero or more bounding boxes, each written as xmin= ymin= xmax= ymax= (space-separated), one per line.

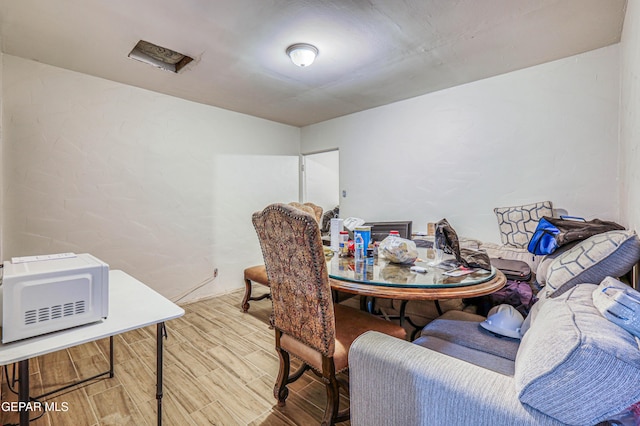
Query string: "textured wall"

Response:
xmin=302 ymin=45 xmax=620 ymax=242
xmin=620 ymin=2 xmax=640 ymax=231
xmin=2 ymin=55 xmax=300 ymax=302
xmin=0 ymin=39 xmax=627 ymax=301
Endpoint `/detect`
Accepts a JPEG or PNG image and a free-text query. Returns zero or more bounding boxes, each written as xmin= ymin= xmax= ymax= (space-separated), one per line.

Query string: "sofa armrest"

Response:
xmin=348 ymin=331 xmax=562 ymax=426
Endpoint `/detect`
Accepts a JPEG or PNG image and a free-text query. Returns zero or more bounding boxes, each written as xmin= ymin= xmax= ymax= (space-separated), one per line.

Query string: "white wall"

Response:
xmin=302 ymin=45 xmax=620 ymax=242
xmin=0 ymin=36 xmax=628 ymax=302
xmin=2 ymin=55 xmax=300 ymax=302
xmin=620 ymin=1 xmax=640 ymax=231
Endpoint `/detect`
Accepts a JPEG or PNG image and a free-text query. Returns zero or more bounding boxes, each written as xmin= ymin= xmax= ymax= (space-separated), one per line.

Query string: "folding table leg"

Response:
xmin=110 ymin=335 xmax=114 ymax=378
xmin=156 ymin=322 xmax=166 ymax=426
xmin=18 ymin=359 xmax=29 ymax=426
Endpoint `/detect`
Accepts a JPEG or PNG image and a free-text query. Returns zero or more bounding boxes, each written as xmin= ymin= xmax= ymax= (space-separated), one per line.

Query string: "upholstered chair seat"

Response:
xmin=241 ymin=264 xmax=270 ymax=312
xmin=280 ymin=302 xmax=407 ymax=373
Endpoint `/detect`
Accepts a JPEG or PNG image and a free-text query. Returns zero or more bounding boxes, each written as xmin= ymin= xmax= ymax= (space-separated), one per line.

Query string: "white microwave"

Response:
xmin=0 ymin=253 xmax=109 ymax=343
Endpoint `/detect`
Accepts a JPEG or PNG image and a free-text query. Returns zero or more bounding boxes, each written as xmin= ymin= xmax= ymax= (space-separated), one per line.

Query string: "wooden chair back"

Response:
xmin=252 ymin=203 xmax=336 ymax=356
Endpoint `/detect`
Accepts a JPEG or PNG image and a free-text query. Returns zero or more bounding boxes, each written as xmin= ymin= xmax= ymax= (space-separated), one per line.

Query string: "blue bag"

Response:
xmin=527 ymin=217 xmax=559 ymax=255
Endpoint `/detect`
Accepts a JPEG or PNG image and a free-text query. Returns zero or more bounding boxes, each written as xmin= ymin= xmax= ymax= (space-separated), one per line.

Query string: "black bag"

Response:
xmin=490 ymin=258 xmax=532 ymax=282
xmin=528 ymin=216 xmax=624 ymax=255
xmin=434 ymin=218 xmax=491 ymax=271
xmin=473 ymin=280 xmax=537 ymax=317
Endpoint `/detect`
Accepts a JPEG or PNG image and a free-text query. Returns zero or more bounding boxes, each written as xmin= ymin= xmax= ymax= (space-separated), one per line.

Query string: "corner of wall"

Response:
xmin=619 ymin=0 xmax=640 ymax=230
xmin=0 ymin=51 xmax=4 ymax=261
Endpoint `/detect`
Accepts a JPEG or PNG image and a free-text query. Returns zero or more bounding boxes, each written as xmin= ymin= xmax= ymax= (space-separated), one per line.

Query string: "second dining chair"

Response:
xmin=252 ymin=203 xmax=406 ymax=425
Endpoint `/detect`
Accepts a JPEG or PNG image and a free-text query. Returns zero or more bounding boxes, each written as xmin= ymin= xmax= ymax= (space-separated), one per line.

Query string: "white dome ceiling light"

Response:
xmin=286 ymin=43 xmax=318 ymax=67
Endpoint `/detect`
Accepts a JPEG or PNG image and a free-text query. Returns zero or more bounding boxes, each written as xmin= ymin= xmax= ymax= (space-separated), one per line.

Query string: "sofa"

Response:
xmin=348 ymin=229 xmax=640 ymax=425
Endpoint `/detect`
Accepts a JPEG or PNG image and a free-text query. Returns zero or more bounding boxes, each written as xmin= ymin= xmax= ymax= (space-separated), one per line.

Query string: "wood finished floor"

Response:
xmin=0 ymin=287 xmax=351 ymax=426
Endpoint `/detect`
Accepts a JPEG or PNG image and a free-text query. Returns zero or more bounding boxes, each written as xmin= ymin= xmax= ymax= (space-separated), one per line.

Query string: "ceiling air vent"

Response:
xmin=128 ymin=40 xmax=193 ymax=73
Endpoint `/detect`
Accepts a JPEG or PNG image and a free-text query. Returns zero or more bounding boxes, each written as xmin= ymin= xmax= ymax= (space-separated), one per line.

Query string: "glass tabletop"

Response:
xmin=327 ymin=248 xmax=496 ymax=289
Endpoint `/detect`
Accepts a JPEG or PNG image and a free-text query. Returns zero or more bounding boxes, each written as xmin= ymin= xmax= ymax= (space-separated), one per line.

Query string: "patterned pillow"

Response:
xmin=515 ymin=284 xmax=640 ymax=425
xmin=534 ymin=241 xmax=578 ymax=286
xmin=545 ymin=230 xmax=640 ymax=298
xmin=494 ymin=201 xmax=553 ymax=248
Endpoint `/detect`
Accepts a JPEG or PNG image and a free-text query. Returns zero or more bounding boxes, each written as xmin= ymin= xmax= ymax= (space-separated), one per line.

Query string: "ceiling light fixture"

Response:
xmin=286 ymin=43 xmax=318 ymax=67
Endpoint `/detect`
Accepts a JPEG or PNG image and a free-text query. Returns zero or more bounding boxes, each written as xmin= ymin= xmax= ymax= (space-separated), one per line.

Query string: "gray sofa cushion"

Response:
xmin=413 ymin=335 xmax=516 ymax=376
xmin=544 ymin=230 xmax=640 ymax=298
xmin=515 ymin=284 xmax=640 ymax=425
xmin=415 ymin=310 xmax=520 ymax=375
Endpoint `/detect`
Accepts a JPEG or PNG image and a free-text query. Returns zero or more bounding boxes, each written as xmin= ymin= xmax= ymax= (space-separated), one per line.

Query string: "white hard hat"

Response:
xmin=480 ymin=304 xmax=525 ymax=339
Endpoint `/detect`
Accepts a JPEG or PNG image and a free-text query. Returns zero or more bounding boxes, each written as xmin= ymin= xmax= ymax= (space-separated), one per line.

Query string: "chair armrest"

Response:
xmin=348 ymin=331 xmax=562 ymax=426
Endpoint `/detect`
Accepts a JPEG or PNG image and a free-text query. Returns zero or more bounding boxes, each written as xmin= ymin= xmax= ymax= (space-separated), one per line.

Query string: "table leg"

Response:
xmin=398 ymin=301 xmax=422 ymax=340
xmin=109 ymin=335 xmax=114 ymax=378
xmin=434 ymin=300 xmax=443 ymax=316
xmin=35 ymin=336 xmax=115 ymax=400
xmin=18 ymin=359 xmax=29 ymax=426
xmin=359 ymin=295 xmax=368 ymax=311
xmin=398 ymin=300 xmax=445 ymax=340
xmin=156 ymin=322 xmax=166 ymax=426
xmin=360 ymin=296 xmax=377 ymax=313
xmin=399 ymin=300 xmax=408 ymax=328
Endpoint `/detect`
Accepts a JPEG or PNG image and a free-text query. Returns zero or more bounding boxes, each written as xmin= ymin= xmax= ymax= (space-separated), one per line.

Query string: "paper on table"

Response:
xmin=443 ymin=266 xmax=477 ymax=277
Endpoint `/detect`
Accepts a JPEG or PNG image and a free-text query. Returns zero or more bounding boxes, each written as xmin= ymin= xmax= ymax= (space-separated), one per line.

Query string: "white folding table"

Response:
xmin=0 ymin=270 xmax=185 ymax=426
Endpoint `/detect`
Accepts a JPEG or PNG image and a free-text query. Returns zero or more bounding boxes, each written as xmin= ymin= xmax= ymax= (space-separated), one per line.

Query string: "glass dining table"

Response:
xmin=326 ymin=247 xmax=506 ymax=335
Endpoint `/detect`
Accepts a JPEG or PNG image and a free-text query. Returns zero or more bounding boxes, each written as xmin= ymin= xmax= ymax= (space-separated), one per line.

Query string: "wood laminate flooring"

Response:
xmin=0 ymin=287 xmax=351 ymax=425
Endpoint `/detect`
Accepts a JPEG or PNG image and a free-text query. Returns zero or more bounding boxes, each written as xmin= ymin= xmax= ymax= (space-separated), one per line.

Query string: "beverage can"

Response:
xmin=339 ymin=231 xmax=350 ymax=257
xmin=354 ymin=226 xmax=371 ymax=255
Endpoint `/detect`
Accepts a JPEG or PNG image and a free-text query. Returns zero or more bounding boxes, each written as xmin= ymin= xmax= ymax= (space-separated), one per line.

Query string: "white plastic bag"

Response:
xmin=379 ymin=236 xmax=418 ymax=264
xmin=593 ymin=276 xmax=640 ymax=338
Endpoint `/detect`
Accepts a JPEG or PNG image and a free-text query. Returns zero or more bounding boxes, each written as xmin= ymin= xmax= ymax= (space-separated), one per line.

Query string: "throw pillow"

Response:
xmin=534 ymin=241 xmax=578 ymax=286
xmin=493 ymin=201 xmax=553 ymax=248
xmin=544 ymin=230 xmax=640 ymax=298
xmin=515 ymin=284 xmax=640 ymax=425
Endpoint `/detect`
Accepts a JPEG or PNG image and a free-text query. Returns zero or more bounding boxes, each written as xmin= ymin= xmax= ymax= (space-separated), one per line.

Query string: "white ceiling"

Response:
xmin=0 ymin=0 xmax=628 ymax=127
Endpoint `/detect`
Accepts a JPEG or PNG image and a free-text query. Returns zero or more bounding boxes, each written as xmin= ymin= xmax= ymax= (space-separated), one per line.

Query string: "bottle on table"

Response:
xmin=354 ymin=233 xmax=365 ymax=263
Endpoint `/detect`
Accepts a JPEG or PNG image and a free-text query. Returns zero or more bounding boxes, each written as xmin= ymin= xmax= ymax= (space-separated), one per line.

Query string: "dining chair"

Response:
xmin=241 ymin=264 xmax=270 ymax=312
xmin=288 ymin=201 xmax=323 ymax=223
xmin=252 ymin=203 xmax=406 ymax=425
xmin=241 ymin=201 xmax=323 ymax=312
xmin=303 ymin=201 xmax=323 ymax=223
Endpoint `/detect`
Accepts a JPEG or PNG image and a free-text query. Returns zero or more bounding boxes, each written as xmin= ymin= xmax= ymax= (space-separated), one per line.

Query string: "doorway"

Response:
xmin=301 ymin=149 xmax=339 ymax=215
